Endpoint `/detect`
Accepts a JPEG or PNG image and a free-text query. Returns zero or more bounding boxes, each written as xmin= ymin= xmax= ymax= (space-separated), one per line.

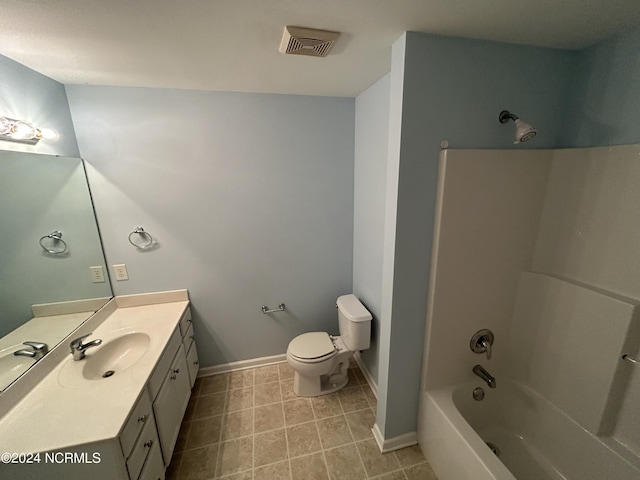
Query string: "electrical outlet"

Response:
xmin=89 ymin=266 xmax=105 ymax=283
xmin=113 ymin=264 xmax=129 ymax=281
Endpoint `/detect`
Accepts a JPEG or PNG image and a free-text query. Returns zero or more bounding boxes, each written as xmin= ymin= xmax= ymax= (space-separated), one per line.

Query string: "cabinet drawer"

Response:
xmin=138 ymin=433 xmax=165 ymax=480
xmin=178 ymin=307 xmax=192 ymax=338
xmin=186 ymin=340 xmax=199 ymax=388
xmin=148 ymin=327 xmax=181 ymax=400
xmin=182 ymin=322 xmax=194 ymax=352
xmin=126 ymin=409 xmax=158 ymax=480
xmin=120 ymin=389 xmax=153 ymax=458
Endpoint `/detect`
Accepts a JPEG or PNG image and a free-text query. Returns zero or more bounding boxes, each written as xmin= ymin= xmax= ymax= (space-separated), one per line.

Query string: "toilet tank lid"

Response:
xmin=337 ymin=294 xmax=372 ymax=322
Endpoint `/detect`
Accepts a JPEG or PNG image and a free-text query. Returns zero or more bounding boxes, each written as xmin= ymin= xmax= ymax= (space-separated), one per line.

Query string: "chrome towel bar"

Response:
xmin=262 ymin=304 xmax=285 ymax=314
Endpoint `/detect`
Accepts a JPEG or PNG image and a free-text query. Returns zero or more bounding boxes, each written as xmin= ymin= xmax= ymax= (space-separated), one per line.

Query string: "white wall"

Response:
xmin=353 ymin=73 xmax=391 ymax=384
xmin=422 ymin=149 xmax=551 ymax=390
xmin=66 ymin=86 xmax=355 ymax=368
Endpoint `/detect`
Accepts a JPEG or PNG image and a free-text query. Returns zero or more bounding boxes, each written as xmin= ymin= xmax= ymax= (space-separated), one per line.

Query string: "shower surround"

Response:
xmin=418 ymin=145 xmax=640 ymax=479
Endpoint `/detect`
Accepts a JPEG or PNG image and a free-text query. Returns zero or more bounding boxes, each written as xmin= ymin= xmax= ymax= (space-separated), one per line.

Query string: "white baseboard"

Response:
xmin=372 ymin=423 xmax=418 ymax=453
xmin=353 ymin=351 xmax=378 ymax=398
xmin=197 ymin=353 xmax=287 ymax=377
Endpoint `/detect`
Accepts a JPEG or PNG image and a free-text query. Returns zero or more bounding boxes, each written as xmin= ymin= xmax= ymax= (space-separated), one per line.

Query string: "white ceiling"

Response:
xmin=0 ymin=0 xmax=639 ymax=97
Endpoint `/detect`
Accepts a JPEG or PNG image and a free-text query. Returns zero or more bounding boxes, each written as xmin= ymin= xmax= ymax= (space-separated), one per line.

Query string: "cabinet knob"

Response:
xmin=173 ymin=368 xmax=180 ymax=374
xmin=194 ymin=361 xmax=199 ymax=365
xmin=170 ymin=375 xmax=177 ymax=380
xmin=144 ymin=440 xmax=153 ymax=448
xmin=138 ymin=414 xmax=148 ymax=423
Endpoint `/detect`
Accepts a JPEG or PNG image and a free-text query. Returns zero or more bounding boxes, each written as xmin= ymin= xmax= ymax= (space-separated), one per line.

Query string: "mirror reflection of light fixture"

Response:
xmin=0 ymin=116 xmax=59 ymax=145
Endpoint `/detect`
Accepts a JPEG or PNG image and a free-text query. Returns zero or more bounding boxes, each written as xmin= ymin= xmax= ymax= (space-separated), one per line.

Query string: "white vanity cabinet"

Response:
xmin=0 ymin=294 xmax=197 ymax=480
xmin=148 ymin=326 xmax=191 ymax=464
xmin=178 ymin=307 xmax=199 ymax=386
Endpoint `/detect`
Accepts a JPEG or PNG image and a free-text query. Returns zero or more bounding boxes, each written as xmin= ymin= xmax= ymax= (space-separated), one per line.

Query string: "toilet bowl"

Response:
xmin=286 ymin=294 xmax=372 ymax=397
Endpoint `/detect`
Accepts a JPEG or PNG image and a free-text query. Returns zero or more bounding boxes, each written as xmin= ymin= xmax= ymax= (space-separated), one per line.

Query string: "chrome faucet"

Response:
xmin=13 ymin=341 xmax=49 ymax=360
xmin=473 ymin=364 xmax=496 ymax=388
xmin=70 ymin=333 xmax=102 ymax=361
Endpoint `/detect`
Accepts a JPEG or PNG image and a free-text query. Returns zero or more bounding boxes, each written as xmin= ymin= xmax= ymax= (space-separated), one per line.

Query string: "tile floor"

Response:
xmin=166 ymin=360 xmax=438 ymax=480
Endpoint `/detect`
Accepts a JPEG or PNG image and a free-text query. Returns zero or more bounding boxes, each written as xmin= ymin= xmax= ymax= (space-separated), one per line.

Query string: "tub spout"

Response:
xmin=473 ymin=364 xmax=496 ymax=388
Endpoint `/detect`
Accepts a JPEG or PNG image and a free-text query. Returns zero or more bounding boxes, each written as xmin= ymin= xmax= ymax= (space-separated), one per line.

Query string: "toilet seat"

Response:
xmin=288 ymin=332 xmax=336 ymax=363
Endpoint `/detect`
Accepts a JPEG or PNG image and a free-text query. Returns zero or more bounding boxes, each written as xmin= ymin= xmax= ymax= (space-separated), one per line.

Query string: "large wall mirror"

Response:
xmin=0 ymin=151 xmax=113 ymax=392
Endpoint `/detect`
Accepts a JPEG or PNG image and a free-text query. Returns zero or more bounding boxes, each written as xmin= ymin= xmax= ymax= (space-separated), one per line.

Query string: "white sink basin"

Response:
xmin=58 ymin=332 xmax=150 ymax=387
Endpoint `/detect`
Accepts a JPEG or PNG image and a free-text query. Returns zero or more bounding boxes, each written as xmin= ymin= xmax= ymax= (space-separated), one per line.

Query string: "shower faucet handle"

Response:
xmin=470 ymin=329 xmax=494 ymax=360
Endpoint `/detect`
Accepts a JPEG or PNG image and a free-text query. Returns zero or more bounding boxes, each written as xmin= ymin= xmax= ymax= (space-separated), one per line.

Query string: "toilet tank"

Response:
xmin=337 ymin=294 xmax=372 ymax=351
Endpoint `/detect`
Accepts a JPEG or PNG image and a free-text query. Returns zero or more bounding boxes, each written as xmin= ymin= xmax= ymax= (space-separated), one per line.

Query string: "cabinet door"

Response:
xmin=138 ymin=439 xmax=165 ymax=480
xmin=186 ymin=340 xmax=199 ymax=388
xmin=153 ymin=346 xmax=191 ymax=465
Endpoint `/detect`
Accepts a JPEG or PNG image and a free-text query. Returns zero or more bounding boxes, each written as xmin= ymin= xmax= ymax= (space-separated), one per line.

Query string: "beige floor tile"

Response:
xmin=337 ymin=386 xmax=369 ymax=412
xmin=362 ymin=385 xmax=377 ymax=408
xmin=219 ymin=471 xmax=253 ymax=480
xmin=254 ymin=365 xmax=280 ymax=384
xmin=226 ymin=386 xmax=254 ymax=412
xmin=174 ymin=420 xmax=191 ymax=453
xmin=373 ymin=471 xmax=407 ymax=480
xmin=254 ymin=459 xmax=291 ymax=480
xmin=290 ymin=452 xmax=330 ymax=480
xmin=283 ymin=398 xmax=314 ymax=425
xmin=229 ymin=369 xmax=254 ymax=389
xmin=278 ymin=362 xmax=295 ymax=380
xmin=254 ymin=403 xmax=285 ymax=433
xmin=254 ymin=428 xmax=288 ymax=467
xmin=281 ymin=378 xmax=298 ymax=401
xmin=216 ymin=437 xmax=253 ymax=477
xmin=255 ymin=381 xmax=282 ymax=406
xmin=287 ymin=421 xmax=322 ymax=458
xmin=222 ymin=409 xmax=254 ymax=440
xmin=357 ymin=438 xmax=401 ymax=477
xmin=179 ymin=444 xmax=219 ymax=480
xmin=311 ymin=393 xmax=343 ymax=419
xmin=345 ymin=408 xmax=375 ymax=441
xmin=404 ymin=462 xmax=438 ymax=480
xmin=186 ymin=414 xmax=223 ymax=449
xmin=324 ymin=443 xmax=367 ymax=480
xmin=198 ymin=373 xmax=229 ymax=395
xmin=394 ymin=444 xmax=427 ymax=468
xmin=193 ymin=392 xmax=226 ymax=419
xmin=165 ymin=452 xmax=182 ymax=480
xmin=316 ymin=415 xmax=353 ymax=449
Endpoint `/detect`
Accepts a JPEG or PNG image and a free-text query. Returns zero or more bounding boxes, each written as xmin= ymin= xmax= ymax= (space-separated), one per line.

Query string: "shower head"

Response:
xmin=499 ymin=110 xmax=537 ymax=144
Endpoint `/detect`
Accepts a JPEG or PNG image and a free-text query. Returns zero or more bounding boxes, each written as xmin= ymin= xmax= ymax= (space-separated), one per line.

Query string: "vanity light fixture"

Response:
xmin=0 ymin=116 xmax=59 ymax=145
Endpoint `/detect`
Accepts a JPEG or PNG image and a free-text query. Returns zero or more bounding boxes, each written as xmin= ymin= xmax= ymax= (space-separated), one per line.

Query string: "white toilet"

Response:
xmin=286 ymin=294 xmax=372 ymax=397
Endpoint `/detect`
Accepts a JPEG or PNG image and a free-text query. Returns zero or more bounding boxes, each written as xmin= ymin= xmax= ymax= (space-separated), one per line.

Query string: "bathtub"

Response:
xmin=419 ymin=380 xmax=640 ymax=480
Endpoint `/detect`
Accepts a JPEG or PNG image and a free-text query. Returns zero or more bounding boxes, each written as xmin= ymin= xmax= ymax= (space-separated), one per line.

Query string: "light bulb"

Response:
xmin=11 ymin=121 xmax=38 ymax=140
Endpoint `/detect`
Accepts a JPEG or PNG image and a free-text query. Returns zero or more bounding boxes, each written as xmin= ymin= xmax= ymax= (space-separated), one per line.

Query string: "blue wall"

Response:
xmin=0 ymin=55 xmax=79 ymax=157
xmin=564 ymin=27 xmax=640 ymax=147
xmin=371 ymin=32 xmax=577 ymax=440
xmin=66 ymin=85 xmax=355 ymax=368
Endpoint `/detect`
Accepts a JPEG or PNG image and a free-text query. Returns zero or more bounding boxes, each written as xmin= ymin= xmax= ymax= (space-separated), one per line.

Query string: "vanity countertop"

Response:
xmin=0 ymin=292 xmax=189 ymax=454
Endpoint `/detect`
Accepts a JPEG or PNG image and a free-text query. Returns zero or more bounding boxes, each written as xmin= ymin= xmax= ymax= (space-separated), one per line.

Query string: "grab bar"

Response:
xmin=39 ymin=230 xmax=67 ymax=254
xmin=621 ymin=354 xmax=640 ymax=366
xmin=262 ymin=304 xmax=285 ymax=314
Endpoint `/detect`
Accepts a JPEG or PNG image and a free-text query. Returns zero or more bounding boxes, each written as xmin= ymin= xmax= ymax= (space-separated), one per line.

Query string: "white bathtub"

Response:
xmin=419 ymin=380 xmax=640 ymax=480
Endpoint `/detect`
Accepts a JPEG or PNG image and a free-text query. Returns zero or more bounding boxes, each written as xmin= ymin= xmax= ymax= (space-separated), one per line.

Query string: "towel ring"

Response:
xmin=39 ymin=230 xmax=67 ymax=255
xmin=128 ymin=226 xmax=154 ymax=249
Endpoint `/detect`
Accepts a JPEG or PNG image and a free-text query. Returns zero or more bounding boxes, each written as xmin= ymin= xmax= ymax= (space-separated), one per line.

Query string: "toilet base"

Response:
xmin=292 ymin=361 xmax=350 ymax=397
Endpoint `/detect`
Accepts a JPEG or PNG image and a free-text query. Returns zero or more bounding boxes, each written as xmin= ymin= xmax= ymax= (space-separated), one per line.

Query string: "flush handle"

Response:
xmin=470 ymin=329 xmax=494 ymax=360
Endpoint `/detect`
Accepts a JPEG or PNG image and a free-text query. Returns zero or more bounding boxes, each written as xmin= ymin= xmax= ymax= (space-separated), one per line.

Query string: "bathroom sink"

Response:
xmin=58 ymin=332 xmax=150 ymax=387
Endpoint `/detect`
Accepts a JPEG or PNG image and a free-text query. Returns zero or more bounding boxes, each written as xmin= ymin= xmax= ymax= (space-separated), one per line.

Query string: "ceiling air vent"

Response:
xmin=279 ymin=26 xmax=340 ymax=57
